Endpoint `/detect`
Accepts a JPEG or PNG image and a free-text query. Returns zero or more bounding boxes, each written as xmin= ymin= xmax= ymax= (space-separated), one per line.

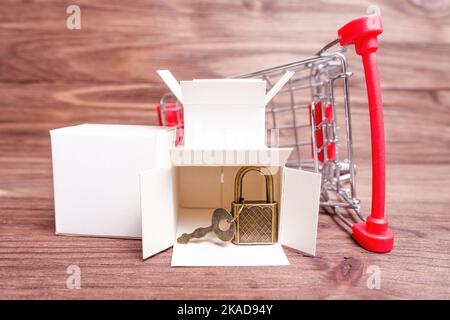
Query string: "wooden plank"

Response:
xmin=0 ymin=161 xmax=449 ymax=299
xmin=0 ymin=83 xmax=448 ymax=164
xmin=1 ymin=0 xmax=449 ymax=86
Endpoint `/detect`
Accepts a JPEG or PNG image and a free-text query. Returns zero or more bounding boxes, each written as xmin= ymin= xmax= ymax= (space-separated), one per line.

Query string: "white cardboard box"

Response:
xmin=157 ymin=70 xmax=294 ymax=149
xmin=141 ymin=148 xmax=322 ymax=266
xmin=50 ymin=124 xmax=174 ymax=238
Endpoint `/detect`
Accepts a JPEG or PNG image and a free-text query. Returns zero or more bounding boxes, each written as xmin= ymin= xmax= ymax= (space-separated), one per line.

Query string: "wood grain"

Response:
xmin=0 ymin=0 xmax=449 ymax=299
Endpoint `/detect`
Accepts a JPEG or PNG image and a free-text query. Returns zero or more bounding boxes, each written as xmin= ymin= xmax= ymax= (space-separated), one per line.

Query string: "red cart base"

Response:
xmin=352 ymin=219 xmax=394 ymax=253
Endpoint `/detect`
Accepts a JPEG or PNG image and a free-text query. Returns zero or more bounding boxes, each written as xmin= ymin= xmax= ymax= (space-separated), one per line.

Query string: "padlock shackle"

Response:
xmin=234 ymin=166 xmax=274 ymax=204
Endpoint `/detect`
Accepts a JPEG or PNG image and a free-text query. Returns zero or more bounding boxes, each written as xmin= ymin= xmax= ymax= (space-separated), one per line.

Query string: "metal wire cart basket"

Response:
xmin=156 ymin=15 xmax=394 ymax=253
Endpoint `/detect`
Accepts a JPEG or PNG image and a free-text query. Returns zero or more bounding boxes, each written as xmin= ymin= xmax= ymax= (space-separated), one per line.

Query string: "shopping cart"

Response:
xmin=156 ymin=15 xmax=394 ymax=253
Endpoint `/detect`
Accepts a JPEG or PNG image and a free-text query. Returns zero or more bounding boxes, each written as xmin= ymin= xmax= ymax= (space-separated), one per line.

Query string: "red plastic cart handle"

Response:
xmin=338 ymin=15 xmax=394 ymax=252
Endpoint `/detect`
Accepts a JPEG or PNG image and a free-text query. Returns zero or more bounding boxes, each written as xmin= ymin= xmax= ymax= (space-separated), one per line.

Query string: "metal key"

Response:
xmin=177 ymin=208 xmax=236 ymax=244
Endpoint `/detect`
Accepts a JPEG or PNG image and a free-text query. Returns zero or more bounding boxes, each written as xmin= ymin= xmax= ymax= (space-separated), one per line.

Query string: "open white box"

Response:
xmin=157 ymin=70 xmax=294 ymax=149
xmin=140 ymin=147 xmax=322 ymax=267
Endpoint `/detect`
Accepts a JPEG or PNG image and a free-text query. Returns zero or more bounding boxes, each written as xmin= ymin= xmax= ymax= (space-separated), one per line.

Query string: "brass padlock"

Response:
xmin=231 ymin=166 xmax=278 ymax=245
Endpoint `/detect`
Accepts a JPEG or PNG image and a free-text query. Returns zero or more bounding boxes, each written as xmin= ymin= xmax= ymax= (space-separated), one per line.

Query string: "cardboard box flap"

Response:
xmin=141 ymin=167 xmax=177 ymax=259
xmin=157 ymin=70 xmax=183 ymax=102
xmin=280 ymin=167 xmax=321 ymax=256
xmin=264 ymin=71 xmax=295 ymax=105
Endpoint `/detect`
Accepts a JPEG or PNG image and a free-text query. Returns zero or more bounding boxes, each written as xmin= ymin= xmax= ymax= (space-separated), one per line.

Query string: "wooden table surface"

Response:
xmin=1 ymin=0 xmax=449 ymax=299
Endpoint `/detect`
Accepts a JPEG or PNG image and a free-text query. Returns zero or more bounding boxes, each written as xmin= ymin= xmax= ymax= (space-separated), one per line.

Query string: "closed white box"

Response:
xmin=157 ymin=70 xmax=294 ymax=149
xmin=50 ymin=124 xmax=174 ymax=238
